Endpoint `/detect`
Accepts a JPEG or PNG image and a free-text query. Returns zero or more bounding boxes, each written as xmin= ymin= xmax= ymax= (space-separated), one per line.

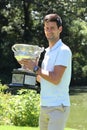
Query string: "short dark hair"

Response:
xmin=44 ymin=13 xmax=62 ymax=28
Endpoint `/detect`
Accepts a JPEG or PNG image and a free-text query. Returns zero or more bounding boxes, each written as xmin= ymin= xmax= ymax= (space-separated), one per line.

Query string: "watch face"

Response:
xmin=34 ymin=66 xmax=39 ymax=72
xmin=35 ymin=66 xmax=38 ymax=71
xmin=12 ymin=74 xmax=24 ymax=84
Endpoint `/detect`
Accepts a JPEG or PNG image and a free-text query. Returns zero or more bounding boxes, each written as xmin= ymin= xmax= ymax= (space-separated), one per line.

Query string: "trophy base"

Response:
xmin=8 ymin=83 xmax=39 ymax=91
xmin=9 ymin=69 xmax=37 ymax=89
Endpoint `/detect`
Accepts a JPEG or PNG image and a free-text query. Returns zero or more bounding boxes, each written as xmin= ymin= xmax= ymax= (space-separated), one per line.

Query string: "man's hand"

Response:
xmin=18 ymin=59 xmax=37 ymax=71
xmin=36 ymin=75 xmax=41 ymax=83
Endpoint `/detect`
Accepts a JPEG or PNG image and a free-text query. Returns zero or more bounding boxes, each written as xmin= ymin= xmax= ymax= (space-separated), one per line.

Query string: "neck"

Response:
xmin=49 ymin=37 xmax=60 ymax=48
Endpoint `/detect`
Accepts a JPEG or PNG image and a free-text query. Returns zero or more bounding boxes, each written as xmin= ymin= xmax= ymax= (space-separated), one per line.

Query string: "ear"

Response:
xmin=59 ymin=26 xmax=62 ymax=33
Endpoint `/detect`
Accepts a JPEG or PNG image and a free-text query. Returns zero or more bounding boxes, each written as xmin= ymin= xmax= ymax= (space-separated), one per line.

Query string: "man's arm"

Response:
xmin=18 ymin=59 xmax=66 ymax=85
xmin=37 ymin=65 xmax=66 ymax=85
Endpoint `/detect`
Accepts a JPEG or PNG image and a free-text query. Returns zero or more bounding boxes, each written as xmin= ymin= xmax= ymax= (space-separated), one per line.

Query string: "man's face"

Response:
xmin=44 ymin=21 xmax=62 ymax=42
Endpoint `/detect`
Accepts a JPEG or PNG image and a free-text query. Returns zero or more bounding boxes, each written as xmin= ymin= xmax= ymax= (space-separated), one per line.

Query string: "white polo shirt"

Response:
xmin=40 ymin=39 xmax=72 ymax=106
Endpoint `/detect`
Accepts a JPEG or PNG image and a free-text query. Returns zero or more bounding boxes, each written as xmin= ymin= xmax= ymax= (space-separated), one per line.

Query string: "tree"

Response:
xmin=0 ymin=0 xmax=87 ymax=85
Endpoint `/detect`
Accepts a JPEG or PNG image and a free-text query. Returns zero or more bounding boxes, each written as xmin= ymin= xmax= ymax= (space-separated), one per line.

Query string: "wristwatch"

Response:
xmin=33 ymin=66 xmax=39 ymax=73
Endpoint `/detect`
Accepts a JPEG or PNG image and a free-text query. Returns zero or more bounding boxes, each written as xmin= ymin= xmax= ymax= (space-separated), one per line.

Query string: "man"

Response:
xmin=19 ymin=13 xmax=72 ymax=130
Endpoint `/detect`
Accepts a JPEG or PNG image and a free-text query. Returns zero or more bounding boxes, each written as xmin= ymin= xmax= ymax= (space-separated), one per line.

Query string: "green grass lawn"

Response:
xmin=0 ymin=125 xmax=77 ymax=130
xmin=67 ymin=86 xmax=87 ymax=130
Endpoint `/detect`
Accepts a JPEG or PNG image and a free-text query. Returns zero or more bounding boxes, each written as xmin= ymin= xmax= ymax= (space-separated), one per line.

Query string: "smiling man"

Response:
xmin=19 ymin=13 xmax=72 ymax=130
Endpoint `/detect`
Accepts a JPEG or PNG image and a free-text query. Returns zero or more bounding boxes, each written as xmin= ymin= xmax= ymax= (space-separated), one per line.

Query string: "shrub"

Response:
xmin=0 ymin=86 xmax=40 ymax=127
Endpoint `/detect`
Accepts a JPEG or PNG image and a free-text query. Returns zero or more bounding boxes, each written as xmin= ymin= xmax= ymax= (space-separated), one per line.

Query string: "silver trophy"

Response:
xmin=9 ymin=44 xmax=44 ymax=89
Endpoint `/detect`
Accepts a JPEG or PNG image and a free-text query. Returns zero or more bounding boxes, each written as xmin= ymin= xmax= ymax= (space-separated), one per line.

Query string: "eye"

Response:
xmin=44 ymin=27 xmax=49 ymax=31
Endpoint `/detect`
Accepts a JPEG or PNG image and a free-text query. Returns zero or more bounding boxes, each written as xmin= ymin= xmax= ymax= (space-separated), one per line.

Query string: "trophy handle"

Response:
xmin=12 ymin=45 xmax=17 ymax=53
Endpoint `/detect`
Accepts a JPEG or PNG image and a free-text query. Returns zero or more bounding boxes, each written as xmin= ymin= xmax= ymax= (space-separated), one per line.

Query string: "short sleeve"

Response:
xmin=55 ymin=48 xmax=72 ymax=67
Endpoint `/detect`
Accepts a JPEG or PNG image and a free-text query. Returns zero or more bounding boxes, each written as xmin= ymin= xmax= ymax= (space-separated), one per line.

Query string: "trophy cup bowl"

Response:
xmin=12 ymin=44 xmax=44 ymax=63
xmin=9 ymin=44 xmax=44 ymax=89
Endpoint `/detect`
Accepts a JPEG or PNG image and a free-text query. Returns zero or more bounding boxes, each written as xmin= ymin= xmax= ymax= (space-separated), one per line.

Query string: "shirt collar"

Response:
xmin=46 ymin=39 xmax=63 ymax=52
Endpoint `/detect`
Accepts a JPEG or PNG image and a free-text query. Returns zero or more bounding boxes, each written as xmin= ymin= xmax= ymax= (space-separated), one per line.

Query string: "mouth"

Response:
xmin=46 ymin=33 xmax=53 ymax=38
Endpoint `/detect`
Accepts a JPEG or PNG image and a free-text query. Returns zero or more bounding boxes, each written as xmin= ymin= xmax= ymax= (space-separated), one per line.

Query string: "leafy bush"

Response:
xmin=0 ymin=86 xmax=40 ymax=127
xmin=0 ymin=84 xmax=8 ymax=92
